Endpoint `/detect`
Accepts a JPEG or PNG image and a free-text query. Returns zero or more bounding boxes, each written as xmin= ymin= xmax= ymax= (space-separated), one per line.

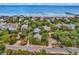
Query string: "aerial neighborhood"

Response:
xmin=0 ymin=15 xmax=79 ymax=55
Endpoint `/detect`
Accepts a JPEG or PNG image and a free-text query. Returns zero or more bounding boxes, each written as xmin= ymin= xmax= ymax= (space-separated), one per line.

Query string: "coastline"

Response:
xmin=0 ymin=13 xmax=75 ymax=17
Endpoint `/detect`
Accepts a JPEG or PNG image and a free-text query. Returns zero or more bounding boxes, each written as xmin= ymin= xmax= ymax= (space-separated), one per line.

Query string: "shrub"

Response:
xmin=60 ymin=37 xmax=74 ymax=47
xmin=6 ymin=49 xmax=13 ymax=55
xmin=0 ymin=44 xmax=5 ymax=54
xmin=19 ymin=39 xmax=27 ymax=46
xmin=33 ymin=49 xmax=47 ymax=55
xmin=6 ymin=49 xmax=30 ymax=55
xmin=0 ymin=29 xmax=9 ymax=43
xmin=8 ymin=36 xmax=17 ymax=45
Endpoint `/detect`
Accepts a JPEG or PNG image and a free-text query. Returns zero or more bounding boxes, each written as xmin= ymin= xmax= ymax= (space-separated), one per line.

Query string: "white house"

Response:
xmin=31 ymin=17 xmax=36 ymax=21
xmin=19 ymin=18 xmax=23 ymax=22
xmin=64 ymin=17 xmax=70 ymax=22
xmin=43 ymin=25 xmax=51 ymax=31
xmin=19 ymin=16 xmax=24 ymax=22
xmin=40 ymin=17 xmax=44 ymax=21
xmin=68 ymin=23 xmax=75 ymax=30
xmin=0 ymin=19 xmax=4 ymax=22
xmin=0 ymin=22 xmax=18 ymax=31
xmin=56 ymin=23 xmax=62 ymax=28
xmin=33 ymin=28 xmax=41 ymax=33
xmin=0 ymin=22 xmax=7 ymax=30
xmin=21 ymin=24 xmax=28 ymax=31
xmin=34 ymin=33 xmax=42 ymax=40
xmin=24 ymin=20 xmax=28 ymax=24
xmin=7 ymin=23 xmax=18 ymax=31
xmin=51 ymin=18 xmax=55 ymax=22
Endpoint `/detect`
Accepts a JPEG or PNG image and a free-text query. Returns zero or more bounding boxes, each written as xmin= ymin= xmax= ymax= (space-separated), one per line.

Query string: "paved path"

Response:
xmin=5 ymin=44 xmax=79 ymax=54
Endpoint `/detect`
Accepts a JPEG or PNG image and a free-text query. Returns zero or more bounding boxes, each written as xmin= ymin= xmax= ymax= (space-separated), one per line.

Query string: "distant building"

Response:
xmin=31 ymin=17 xmax=36 ymax=21
xmin=40 ymin=17 xmax=44 ymax=21
xmin=68 ymin=23 xmax=75 ymax=30
xmin=33 ymin=28 xmax=41 ymax=33
xmin=13 ymin=16 xmax=18 ymax=20
xmin=19 ymin=15 xmax=24 ymax=19
xmin=19 ymin=15 xmax=24 ymax=22
xmin=64 ymin=17 xmax=70 ymax=22
xmin=51 ymin=18 xmax=55 ymax=22
xmin=56 ymin=17 xmax=63 ymax=20
xmin=1 ymin=16 xmax=9 ymax=20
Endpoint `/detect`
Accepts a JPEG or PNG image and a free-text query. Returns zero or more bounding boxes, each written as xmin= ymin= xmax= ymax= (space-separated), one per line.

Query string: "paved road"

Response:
xmin=5 ymin=44 xmax=79 ymax=54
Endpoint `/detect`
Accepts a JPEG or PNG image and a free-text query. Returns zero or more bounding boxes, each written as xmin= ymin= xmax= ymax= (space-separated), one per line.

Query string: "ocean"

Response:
xmin=0 ymin=5 xmax=79 ymax=16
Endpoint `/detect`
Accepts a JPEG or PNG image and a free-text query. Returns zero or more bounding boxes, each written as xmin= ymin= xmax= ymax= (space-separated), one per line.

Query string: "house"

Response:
xmin=0 ymin=22 xmax=7 ymax=30
xmin=13 ymin=15 xmax=18 ymax=20
xmin=63 ymin=17 xmax=70 ymax=22
xmin=56 ymin=23 xmax=75 ymax=30
xmin=34 ymin=33 xmax=42 ymax=40
xmin=31 ymin=17 xmax=36 ymax=21
xmin=19 ymin=15 xmax=24 ymax=22
xmin=40 ymin=17 xmax=44 ymax=21
xmin=68 ymin=23 xmax=75 ymax=30
xmin=21 ymin=24 xmax=28 ymax=31
xmin=19 ymin=15 xmax=24 ymax=19
xmin=56 ymin=17 xmax=63 ymax=20
xmin=19 ymin=18 xmax=23 ymax=22
xmin=7 ymin=23 xmax=18 ymax=31
xmin=51 ymin=18 xmax=55 ymax=22
xmin=33 ymin=28 xmax=41 ymax=33
xmin=0 ymin=19 xmax=4 ymax=22
xmin=0 ymin=22 xmax=18 ymax=31
xmin=43 ymin=25 xmax=51 ymax=31
xmin=56 ymin=23 xmax=62 ymax=28
xmin=24 ymin=20 xmax=28 ymax=24
xmin=1 ymin=16 xmax=9 ymax=21
xmin=62 ymin=23 xmax=68 ymax=26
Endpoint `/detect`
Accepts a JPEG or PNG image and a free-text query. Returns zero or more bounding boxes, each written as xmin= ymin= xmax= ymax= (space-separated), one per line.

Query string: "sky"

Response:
xmin=0 ymin=0 xmax=79 ymax=3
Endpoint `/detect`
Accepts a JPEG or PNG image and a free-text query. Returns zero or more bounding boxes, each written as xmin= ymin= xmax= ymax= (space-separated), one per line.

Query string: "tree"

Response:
xmin=69 ymin=30 xmax=78 ymax=38
xmin=0 ymin=29 xmax=9 ymax=43
xmin=51 ymin=24 xmax=57 ymax=31
xmin=7 ymin=35 xmax=17 ymax=45
xmin=60 ymin=37 xmax=74 ymax=47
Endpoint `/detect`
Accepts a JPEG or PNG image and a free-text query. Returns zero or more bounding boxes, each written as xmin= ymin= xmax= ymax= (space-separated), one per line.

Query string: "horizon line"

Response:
xmin=0 ymin=3 xmax=79 ymax=5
